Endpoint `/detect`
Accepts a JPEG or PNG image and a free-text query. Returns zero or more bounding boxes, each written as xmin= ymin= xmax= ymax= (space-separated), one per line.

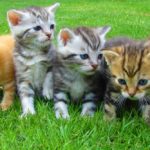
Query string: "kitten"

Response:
xmin=7 ymin=3 xmax=60 ymax=117
xmin=102 ymin=38 xmax=150 ymax=124
xmin=53 ymin=26 xmax=111 ymax=119
xmin=0 ymin=35 xmax=15 ymax=110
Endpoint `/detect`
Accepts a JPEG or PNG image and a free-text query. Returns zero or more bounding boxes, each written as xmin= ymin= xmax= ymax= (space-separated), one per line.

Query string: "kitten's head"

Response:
xmin=57 ymin=26 xmax=111 ymax=75
xmin=7 ymin=3 xmax=60 ymax=48
xmin=102 ymin=43 xmax=150 ymax=100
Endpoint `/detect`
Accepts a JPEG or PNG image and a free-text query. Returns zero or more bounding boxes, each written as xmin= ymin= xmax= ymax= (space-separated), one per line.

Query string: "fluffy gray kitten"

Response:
xmin=7 ymin=3 xmax=60 ymax=117
xmin=53 ymin=26 xmax=111 ymax=119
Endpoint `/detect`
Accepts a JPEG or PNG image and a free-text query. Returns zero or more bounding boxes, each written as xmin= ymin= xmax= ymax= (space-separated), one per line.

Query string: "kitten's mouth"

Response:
xmin=85 ymin=69 xmax=97 ymax=75
xmin=128 ymin=96 xmax=138 ymax=101
xmin=89 ymin=68 xmax=98 ymax=73
xmin=45 ymin=38 xmax=51 ymax=42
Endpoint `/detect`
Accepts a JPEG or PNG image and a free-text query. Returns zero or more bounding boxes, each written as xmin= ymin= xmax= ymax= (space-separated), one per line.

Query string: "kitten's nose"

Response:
xmin=128 ymin=88 xmax=136 ymax=97
xmin=46 ymin=33 xmax=51 ymax=39
xmin=91 ymin=64 xmax=98 ymax=70
xmin=129 ymin=93 xmax=135 ymax=97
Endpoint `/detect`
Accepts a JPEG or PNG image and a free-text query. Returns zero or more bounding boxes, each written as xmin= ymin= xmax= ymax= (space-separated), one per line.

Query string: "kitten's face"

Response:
xmin=102 ymin=45 xmax=150 ymax=100
xmin=7 ymin=3 xmax=60 ymax=48
xmin=58 ymin=27 xmax=111 ymax=75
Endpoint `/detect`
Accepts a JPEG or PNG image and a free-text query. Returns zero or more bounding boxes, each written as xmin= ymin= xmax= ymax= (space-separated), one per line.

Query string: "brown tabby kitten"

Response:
xmin=102 ymin=37 xmax=150 ymax=124
xmin=0 ymin=35 xmax=15 ymax=110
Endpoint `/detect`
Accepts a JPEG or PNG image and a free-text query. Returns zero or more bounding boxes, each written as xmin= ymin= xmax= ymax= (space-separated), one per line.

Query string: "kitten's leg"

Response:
xmin=18 ymin=81 xmax=35 ymax=117
xmin=42 ymin=71 xmax=53 ymax=100
xmin=141 ymin=104 xmax=150 ymax=125
xmin=81 ymin=93 xmax=97 ymax=117
xmin=54 ymin=92 xmax=69 ymax=119
xmin=0 ymin=81 xmax=15 ymax=110
xmin=103 ymin=95 xmax=117 ymax=121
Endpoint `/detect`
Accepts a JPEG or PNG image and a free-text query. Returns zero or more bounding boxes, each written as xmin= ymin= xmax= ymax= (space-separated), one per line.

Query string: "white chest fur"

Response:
xmin=30 ymin=63 xmax=47 ymax=90
xmin=70 ymin=75 xmax=87 ymax=99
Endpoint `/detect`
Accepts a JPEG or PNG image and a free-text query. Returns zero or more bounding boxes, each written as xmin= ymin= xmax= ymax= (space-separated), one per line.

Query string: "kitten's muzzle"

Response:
xmin=128 ymin=88 xmax=136 ymax=97
xmin=91 ymin=64 xmax=98 ymax=70
xmin=45 ymin=33 xmax=51 ymax=39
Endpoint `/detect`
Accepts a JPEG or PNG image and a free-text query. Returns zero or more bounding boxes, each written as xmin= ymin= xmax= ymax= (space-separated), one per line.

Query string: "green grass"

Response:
xmin=0 ymin=0 xmax=150 ymax=149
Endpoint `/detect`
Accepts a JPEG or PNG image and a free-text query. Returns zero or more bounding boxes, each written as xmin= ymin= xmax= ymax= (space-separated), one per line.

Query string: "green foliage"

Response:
xmin=0 ymin=0 xmax=150 ymax=149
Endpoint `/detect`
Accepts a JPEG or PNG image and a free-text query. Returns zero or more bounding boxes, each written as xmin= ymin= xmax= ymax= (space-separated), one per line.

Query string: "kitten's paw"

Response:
xmin=81 ymin=109 xmax=95 ymax=117
xmin=103 ymin=114 xmax=116 ymax=122
xmin=42 ymin=89 xmax=53 ymax=100
xmin=144 ymin=117 xmax=150 ymax=125
xmin=55 ymin=110 xmax=70 ymax=119
xmin=81 ymin=102 xmax=96 ymax=117
xmin=0 ymin=101 xmax=12 ymax=111
xmin=103 ymin=103 xmax=116 ymax=121
xmin=54 ymin=101 xmax=70 ymax=119
xmin=20 ymin=109 xmax=36 ymax=118
xmin=142 ymin=105 xmax=150 ymax=125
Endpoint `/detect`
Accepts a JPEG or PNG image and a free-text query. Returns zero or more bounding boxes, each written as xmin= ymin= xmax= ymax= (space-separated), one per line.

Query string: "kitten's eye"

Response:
xmin=50 ymin=24 xmax=55 ymax=30
xmin=118 ymin=79 xmax=126 ymax=85
xmin=80 ymin=54 xmax=89 ymax=60
xmin=138 ymin=79 xmax=148 ymax=86
xmin=98 ymin=54 xmax=103 ymax=59
xmin=33 ymin=26 xmax=42 ymax=31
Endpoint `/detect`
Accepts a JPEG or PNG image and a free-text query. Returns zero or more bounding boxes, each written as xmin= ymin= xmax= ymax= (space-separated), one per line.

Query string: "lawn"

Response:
xmin=0 ymin=0 xmax=150 ymax=149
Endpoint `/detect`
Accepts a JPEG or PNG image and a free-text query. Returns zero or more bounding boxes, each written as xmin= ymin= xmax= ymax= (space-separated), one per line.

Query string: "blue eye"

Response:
xmin=33 ymin=26 xmax=42 ymax=31
xmin=138 ymin=79 xmax=148 ymax=86
xmin=80 ymin=54 xmax=89 ymax=59
xmin=98 ymin=54 xmax=103 ymax=59
xmin=118 ymin=79 xmax=126 ymax=85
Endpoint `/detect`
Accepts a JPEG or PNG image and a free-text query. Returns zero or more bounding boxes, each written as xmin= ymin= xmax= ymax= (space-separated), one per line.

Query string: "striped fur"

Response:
xmin=102 ymin=37 xmax=150 ymax=124
xmin=54 ymin=26 xmax=110 ymax=119
xmin=7 ymin=3 xmax=59 ymax=117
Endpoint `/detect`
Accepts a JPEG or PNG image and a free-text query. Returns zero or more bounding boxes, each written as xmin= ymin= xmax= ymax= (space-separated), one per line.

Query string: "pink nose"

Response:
xmin=128 ymin=88 xmax=136 ymax=97
xmin=91 ymin=64 xmax=98 ymax=70
xmin=46 ymin=33 xmax=51 ymax=39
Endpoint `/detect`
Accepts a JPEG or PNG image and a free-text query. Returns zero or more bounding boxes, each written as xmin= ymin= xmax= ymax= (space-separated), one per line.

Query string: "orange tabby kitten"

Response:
xmin=0 ymin=35 xmax=15 ymax=110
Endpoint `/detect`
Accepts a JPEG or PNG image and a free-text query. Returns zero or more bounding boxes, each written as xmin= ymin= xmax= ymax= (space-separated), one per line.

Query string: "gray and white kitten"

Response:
xmin=53 ymin=26 xmax=111 ymax=119
xmin=7 ymin=3 xmax=60 ymax=117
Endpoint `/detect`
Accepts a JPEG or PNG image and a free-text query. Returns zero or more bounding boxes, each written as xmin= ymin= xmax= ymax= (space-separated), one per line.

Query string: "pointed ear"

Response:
xmin=101 ymin=50 xmax=120 ymax=66
xmin=58 ymin=28 xmax=75 ymax=46
xmin=7 ymin=10 xmax=29 ymax=26
xmin=46 ymin=3 xmax=60 ymax=13
xmin=98 ymin=26 xmax=111 ymax=38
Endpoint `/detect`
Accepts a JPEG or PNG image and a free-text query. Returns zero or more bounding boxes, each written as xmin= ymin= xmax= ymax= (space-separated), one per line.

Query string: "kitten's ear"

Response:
xmin=98 ymin=26 xmax=111 ymax=38
xmin=46 ymin=3 xmax=60 ymax=13
xmin=102 ymin=46 xmax=123 ymax=65
xmin=58 ymin=28 xmax=75 ymax=46
xmin=7 ymin=10 xmax=29 ymax=26
xmin=101 ymin=50 xmax=120 ymax=66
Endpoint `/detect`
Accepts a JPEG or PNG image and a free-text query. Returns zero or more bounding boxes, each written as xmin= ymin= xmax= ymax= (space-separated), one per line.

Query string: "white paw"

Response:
xmin=20 ymin=97 xmax=35 ymax=118
xmin=54 ymin=101 xmax=70 ymax=119
xmin=81 ymin=109 xmax=95 ymax=117
xmin=20 ymin=108 xmax=36 ymax=118
xmin=55 ymin=110 xmax=70 ymax=119
xmin=42 ymin=89 xmax=53 ymax=100
xmin=81 ymin=102 xmax=96 ymax=117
